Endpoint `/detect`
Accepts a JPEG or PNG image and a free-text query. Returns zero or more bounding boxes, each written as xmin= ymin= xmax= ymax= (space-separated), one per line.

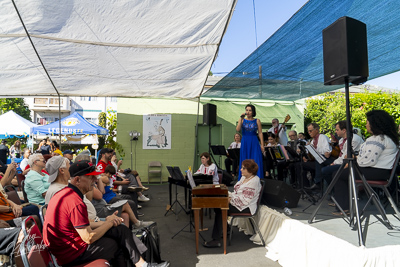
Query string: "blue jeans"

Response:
xmin=321 ymin=164 xmax=341 ymax=185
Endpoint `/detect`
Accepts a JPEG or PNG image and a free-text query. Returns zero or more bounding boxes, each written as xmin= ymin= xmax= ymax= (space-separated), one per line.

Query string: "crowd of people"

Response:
xmin=0 ymin=106 xmax=398 ymax=260
xmin=0 ymin=139 xmax=169 ymax=267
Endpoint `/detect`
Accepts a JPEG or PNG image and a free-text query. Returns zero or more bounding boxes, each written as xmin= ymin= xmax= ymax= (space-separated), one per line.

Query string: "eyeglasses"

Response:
xmin=288 ymin=135 xmax=296 ymax=137
xmin=308 ymin=129 xmax=315 ymax=133
xmin=241 ymin=166 xmax=246 ymax=170
xmin=35 ymin=159 xmax=45 ymax=163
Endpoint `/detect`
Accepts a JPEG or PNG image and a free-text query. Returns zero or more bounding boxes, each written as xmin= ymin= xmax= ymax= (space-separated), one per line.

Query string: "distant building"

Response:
xmin=24 ymin=96 xmax=117 ymax=125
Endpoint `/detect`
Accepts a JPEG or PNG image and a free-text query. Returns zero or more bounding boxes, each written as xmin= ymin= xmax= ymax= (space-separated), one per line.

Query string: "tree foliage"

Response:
xmin=98 ymin=109 xmax=125 ymax=157
xmin=0 ymin=98 xmax=31 ymax=120
xmin=304 ymin=90 xmax=400 ymax=138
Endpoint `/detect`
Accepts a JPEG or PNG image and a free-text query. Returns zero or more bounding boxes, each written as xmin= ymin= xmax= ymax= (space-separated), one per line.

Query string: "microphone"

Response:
xmin=240 ymin=114 xmax=245 ymax=119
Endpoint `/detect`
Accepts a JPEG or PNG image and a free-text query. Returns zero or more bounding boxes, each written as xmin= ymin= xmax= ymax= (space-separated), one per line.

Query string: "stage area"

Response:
xmin=141 ymin=183 xmax=400 ymax=267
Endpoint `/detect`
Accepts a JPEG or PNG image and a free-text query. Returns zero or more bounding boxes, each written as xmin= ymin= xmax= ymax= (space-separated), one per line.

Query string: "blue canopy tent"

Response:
xmin=32 ymin=112 xmax=108 ymax=136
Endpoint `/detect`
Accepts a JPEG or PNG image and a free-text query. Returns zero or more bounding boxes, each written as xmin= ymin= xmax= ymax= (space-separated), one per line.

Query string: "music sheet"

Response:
xmin=186 ymin=170 xmax=196 ymax=189
xmin=305 ymin=145 xmax=326 ymax=164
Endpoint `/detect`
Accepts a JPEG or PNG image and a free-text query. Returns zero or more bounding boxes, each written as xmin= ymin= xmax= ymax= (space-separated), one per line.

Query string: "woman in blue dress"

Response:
xmin=236 ymin=104 xmax=264 ymax=179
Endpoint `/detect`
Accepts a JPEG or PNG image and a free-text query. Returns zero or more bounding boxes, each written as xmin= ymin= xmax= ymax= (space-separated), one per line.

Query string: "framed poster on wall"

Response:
xmin=143 ymin=114 xmax=171 ymax=149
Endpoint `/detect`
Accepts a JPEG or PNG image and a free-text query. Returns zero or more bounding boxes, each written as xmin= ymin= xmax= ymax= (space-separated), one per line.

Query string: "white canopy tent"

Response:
xmin=0 ymin=110 xmax=36 ymax=138
xmin=0 ymin=0 xmax=237 ymax=99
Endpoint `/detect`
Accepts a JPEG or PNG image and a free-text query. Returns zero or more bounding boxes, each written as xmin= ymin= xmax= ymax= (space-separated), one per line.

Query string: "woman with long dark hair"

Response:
xmin=333 ymin=110 xmax=399 ymax=215
xmin=236 ymin=104 xmax=264 ymax=179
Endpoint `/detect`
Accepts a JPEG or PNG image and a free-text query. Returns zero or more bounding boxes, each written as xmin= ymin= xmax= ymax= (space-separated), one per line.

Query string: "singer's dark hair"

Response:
xmin=245 ymin=104 xmax=256 ymax=117
xmin=366 ymin=110 xmax=399 ymax=145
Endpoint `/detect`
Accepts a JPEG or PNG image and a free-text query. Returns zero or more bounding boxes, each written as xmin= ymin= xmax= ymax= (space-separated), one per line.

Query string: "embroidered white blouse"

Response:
xmin=357 ymin=134 xmax=398 ymax=169
xmin=230 ymin=176 xmax=261 ymax=215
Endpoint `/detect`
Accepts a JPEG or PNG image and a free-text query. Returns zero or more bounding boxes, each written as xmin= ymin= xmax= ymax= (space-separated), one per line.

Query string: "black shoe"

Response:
xmin=203 ymin=239 xmax=221 ymax=248
xmin=147 ymin=261 xmax=170 ymax=267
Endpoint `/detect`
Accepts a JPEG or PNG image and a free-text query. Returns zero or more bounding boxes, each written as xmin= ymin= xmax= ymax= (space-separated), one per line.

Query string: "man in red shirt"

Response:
xmin=96 ymin=148 xmax=113 ymax=173
xmin=43 ymin=160 xmax=169 ymax=267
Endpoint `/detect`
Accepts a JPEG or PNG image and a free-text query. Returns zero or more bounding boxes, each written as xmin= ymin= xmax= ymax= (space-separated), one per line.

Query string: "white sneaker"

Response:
xmin=137 ymin=204 xmax=142 ymax=209
xmin=138 ymin=195 xmax=150 ymax=202
xmin=134 ymin=220 xmax=154 ymax=228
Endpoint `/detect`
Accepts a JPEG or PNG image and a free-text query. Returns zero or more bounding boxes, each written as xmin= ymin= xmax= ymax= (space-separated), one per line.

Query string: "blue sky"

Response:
xmin=211 ymin=0 xmax=400 ymax=90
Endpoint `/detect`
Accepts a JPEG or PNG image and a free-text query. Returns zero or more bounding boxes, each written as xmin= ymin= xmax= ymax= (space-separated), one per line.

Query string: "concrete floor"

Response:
xmin=139 ymin=183 xmax=400 ymax=267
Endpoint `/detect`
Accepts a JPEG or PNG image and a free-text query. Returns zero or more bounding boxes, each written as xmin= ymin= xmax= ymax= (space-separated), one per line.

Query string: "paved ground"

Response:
xmin=139 ymin=182 xmax=400 ymax=267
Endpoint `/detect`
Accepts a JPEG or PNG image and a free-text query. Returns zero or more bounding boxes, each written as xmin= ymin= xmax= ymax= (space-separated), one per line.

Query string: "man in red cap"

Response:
xmin=44 ymin=160 xmax=169 ymax=267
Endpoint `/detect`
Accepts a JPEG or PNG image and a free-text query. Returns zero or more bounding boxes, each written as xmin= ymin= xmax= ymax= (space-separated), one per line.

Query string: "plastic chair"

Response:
xmin=228 ymin=179 xmax=266 ymax=246
xmin=356 ymin=150 xmax=400 ymax=219
xmin=148 ymin=161 xmax=162 ymax=184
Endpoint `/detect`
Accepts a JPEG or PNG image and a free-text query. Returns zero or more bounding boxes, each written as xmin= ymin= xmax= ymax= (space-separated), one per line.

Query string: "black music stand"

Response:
xmin=285 ymin=146 xmax=300 ymax=162
xmin=165 ymin=166 xmax=188 ymax=218
xmin=210 ymin=145 xmax=226 ymax=169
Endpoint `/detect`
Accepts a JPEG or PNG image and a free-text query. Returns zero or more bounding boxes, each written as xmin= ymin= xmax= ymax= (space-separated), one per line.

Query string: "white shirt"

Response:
xmin=228 ymin=142 xmax=241 ymax=149
xmin=357 ymin=135 xmax=398 ymax=169
xmin=230 ymin=176 xmax=261 ymax=215
xmin=334 ymin=134 xmax=364 ymax=165
xmin=195 ymin=163 xmax=219 ymax=184
xmin=268 ymin=124 xmax=288 ymax=146
xmin=311 ymin=133 xmax=332 ymax=156
xmin=19 ymin=158 xmax=29 ymax=171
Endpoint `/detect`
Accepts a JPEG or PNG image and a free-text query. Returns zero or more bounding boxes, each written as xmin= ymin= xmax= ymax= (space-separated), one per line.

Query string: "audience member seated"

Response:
xmin=333 ymin=110 xmax=399 ymax=216
xmin=19 ymin=148 xmax=31 ymax=173
xmin=195 ymin=152 xmax=219 ymax=184
xmin=225 ymin=133 xmax=241 ymax=177
xmin=0 ymin=163 xmax=40 ymax=227
xmin=124 ymin=170 xmax=150 ymax=202
xmin=203 ymin=159 xmax=261 ymax=248
xmin=100 ymin=165 xmax=151 ymax=228
xmin=43 ymin=160 xmax=169 ymax=267
xmin=24 ymin=153 xmax=50 ymax=205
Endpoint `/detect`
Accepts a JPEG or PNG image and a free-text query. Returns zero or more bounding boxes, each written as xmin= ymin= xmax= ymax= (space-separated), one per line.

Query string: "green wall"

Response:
xmin=117 ymin=97 xmax=304 ymax=183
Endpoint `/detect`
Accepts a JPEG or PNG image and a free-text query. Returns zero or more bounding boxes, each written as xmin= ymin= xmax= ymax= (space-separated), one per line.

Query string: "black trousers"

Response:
xmin=334 ymin=167 xmax=391 ymax=210
xmin=212 ymin=205 xmax=251 ymax=241
xmin=65 ymin=225 xmax=141 ymax=267
xmin=225 ymin=157 xmax=239 ymax=175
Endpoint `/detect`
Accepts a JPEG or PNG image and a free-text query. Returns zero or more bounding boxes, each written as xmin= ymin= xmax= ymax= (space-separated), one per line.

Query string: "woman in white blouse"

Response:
xmin=203 ymin=159 xmax=261 ymax=248
xmin=333 ymin=110 xmax=399 ymax=215
xmin=195 ymin=152 xmax=219 ymax=184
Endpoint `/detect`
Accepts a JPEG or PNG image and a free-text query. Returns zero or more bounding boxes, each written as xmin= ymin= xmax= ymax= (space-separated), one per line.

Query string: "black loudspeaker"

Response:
xmin=323 ymin=16 xmax=368 ymax=85
xmin=203 ymin=103 xmax=217 ymax=126
xmin=261 ymin=179 xmax=300 ymax=208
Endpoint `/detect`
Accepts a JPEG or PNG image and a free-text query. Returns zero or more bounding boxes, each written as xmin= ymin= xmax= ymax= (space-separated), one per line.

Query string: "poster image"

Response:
xmin=143 ymin=114 xmax=171 ymax=149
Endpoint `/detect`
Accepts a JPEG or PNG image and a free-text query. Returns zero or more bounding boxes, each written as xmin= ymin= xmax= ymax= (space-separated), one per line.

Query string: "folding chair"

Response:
xmin=229 ymin=179 xmax=266 ymax=246
xmin=4 ymin=185 xmax=22 ymax=205
xmin=356 ymin=150 xmax=400 ymax=220
xmin=148 ymin=161 xmax=162 ymax=184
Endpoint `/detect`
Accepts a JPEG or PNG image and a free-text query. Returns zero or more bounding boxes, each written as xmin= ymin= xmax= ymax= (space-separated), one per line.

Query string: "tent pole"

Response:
xmin=193 ymin=97 xmax=201 ymax=170
xmin=58 ymin=94 xmax=61 ymax=150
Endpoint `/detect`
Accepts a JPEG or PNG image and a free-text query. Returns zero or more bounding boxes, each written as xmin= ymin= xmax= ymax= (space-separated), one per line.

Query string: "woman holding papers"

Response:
xmin=236 ymin=104 xmax=264 ymax=179
xmin=333 ymin=110 xmax=399 ymax=215
xmin=203 ymin=159 xmax=261 ymax=248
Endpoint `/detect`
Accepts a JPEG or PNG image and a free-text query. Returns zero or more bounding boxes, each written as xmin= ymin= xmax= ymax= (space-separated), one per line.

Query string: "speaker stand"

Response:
xmin=308 ymin=77 xmax=366 ymax=246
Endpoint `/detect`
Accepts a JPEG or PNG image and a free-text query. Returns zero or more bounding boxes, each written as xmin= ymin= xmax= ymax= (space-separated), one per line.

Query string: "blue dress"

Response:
xmin=238 ymin=119 xmax=263 ymax=179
